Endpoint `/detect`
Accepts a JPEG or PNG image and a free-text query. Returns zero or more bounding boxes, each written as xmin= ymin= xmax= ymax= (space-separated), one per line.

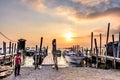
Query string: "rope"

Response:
xmin=0 ymin=32 xmax=15 ymax=42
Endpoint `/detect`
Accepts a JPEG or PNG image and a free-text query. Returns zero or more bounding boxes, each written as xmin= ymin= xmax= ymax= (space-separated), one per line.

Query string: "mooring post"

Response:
xmin=52 ymin=39 xmax=58 ymax=70
xmin=112 ymin=34 xmax=116 ymax=69
xmin=94 ymin=39 xmax=98 ymax=68
xmin=11 ymin=43 xmax=14 ymax=54
xmin=91 ymin=32 xmax=93 ymax=55
xmin=35 ymin=45 xmax=38 ymax=69
xmin=119 ymin=32 xmax=120 ymax=42
xmin=9 ymin=42 xmax=11 ymax=54
xmin=14 ymin=43 xmax=16 ymax=53
xmin=105 ymin=23 xmax=110 ymax=63
xmin=39 ymin=37 xmax=43 ymax=54
xmin=3 ymin=42 xmax=6 ymax=65
xmin=12 ymin=43 xmax=14 ymax=66
xmin=38 ymin=37 xmax=43 ymax=67
xmin=46 ymin=46 xmax=48 ymax=55
xmin=100 ymin=33 xmax=102 ymax=55
xmin=117 ymin=32 xmax=120 ymax=58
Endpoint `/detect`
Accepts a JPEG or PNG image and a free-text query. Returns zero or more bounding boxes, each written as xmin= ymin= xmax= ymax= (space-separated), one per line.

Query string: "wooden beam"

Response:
xmin=94 ymin=38 xmax=98 ymax=68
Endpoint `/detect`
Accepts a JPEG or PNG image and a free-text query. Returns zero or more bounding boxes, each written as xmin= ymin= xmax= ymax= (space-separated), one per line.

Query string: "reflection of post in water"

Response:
xmin=52 ymin=39 xmax=58 ymax=70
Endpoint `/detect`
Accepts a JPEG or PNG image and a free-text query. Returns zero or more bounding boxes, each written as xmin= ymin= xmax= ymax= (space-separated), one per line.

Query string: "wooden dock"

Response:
xmin=0 ymin=54 xmax=17 ymax=65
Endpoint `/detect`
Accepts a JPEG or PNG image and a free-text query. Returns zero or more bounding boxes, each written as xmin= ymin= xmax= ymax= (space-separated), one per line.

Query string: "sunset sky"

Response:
xmin=0 ymin=0 xmax=120 ymax=49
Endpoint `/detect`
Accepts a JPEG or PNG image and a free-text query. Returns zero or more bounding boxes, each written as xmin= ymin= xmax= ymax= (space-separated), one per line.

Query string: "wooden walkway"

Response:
xmin=92 ymin=55 xmax=120 ymax=63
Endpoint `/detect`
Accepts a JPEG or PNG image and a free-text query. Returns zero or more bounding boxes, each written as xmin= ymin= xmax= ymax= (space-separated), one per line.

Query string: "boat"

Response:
xmin=64 ymin=51 xmax=85 ymax=64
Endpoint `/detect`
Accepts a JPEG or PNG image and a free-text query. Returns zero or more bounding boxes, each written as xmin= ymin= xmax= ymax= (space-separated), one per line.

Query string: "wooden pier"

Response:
xmin=91 ymin=23 xmax=120 ymax=69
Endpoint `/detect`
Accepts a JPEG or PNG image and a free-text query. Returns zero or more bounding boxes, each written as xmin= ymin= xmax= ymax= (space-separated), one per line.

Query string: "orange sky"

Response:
xmin=0 ymin=0 xmax=120 ymax=49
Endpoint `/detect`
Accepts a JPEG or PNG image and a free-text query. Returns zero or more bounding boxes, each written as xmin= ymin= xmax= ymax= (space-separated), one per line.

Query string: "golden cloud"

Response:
xmin=21 ymin=0 xmax=46 ymax=11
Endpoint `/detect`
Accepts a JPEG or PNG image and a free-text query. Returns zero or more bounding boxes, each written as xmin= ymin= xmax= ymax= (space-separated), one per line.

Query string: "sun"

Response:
xmin=65 ymin=33 xmax=73 ymax=41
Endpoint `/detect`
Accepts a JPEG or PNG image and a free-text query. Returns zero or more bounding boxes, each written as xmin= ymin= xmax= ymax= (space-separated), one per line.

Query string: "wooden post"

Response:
xmin=46 ymin=46 xmax=48 ymax=55
xmin=119 ymin=32 xmax=120 ymax=41
xmin=100 ymin=33 xmax=102 ymax=55
xmin=3 ymin=42 xmax=6 ymax=65
xmin=14 ymin=43 xmax=16 ymax=53
xmin=82 ymin=47 xmax=83 ymax=53
xmin=112 ymin=34 xmax=116 ymax=69
xmin=39 ymin=37 xmax=43 ymax=54
xmin=105 ymin=23 xmax=110 ymax=61
xmin=52 ymin=39 xmax=58 ymax=70
xmin=117 ymin=32 xmax=120 ymax=58
xmin=94 ymin=39 xmax=98 ymax=68
xmin=10 ymin=43 xmax=14 ymax=67
xmin=94 ymin=48 xmax=95 ymax=54
xmin=91 ymin=32 xmax=93 ymax=55
xmin=38 ymin=37 xmax=43 ymax=67
xmin=9 ymin=42 xmax=11 ymax=54
xmin=17 ymin=42 xmax=19 ymax=53
xmin=35 ymin=45 xmax=38 ymax=69
xmin=11 ymin=43 xmax=14 ymax=54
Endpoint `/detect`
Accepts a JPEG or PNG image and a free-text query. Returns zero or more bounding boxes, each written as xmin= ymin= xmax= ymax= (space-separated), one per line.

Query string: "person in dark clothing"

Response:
xmin=14 ymin=53 xmax=21 ymax=76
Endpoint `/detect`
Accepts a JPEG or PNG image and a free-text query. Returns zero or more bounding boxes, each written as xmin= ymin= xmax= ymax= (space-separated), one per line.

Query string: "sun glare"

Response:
xmin=65 ymin=33 xmax=73 ymax=41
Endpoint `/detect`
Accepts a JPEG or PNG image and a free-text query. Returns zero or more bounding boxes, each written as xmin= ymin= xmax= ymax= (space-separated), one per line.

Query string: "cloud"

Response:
xmin=111 ymin=25 xmax=120 ymax=34
xmin=21 ymin=0 xmax=120 ymax=20
xmin=21 ymin=0 xmax=47 ymax=11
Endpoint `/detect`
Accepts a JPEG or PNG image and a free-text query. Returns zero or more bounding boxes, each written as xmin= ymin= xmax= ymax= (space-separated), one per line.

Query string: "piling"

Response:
xmin=119 ymin=32 xmax=120 ymax=41
xmin=105 ymin=23 xmax=110 ymax=62
xmin=100 ymin=33 xmax=102 ymax=55
xmin=94 ymin=39 xmax=98 ymax=68
xmin=52 ymin=39 xmax=58 ymax=70
xmin=91 ymin=32 xmax=93 ymax=55
xmin=9 ymin=42 xmax=11 ymax=54
xmin=11 ymin=43 xmax=14 ymax=67
xmin=3 ymin=42 xmax=6 ymax=65
xmin=117 ymin=32 xmax=120 ymax=58
xmin=14 ymin=43 xmax=16 ymax=53
xmin=112 ymin=34 xmax=116 ymax=69
xmin=35 ymin=45 xmax=38 ymax=69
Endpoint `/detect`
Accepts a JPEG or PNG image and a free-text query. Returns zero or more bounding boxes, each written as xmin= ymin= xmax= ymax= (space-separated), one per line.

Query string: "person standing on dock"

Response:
xmin=14 ymin=53 xmax=21 ymax=76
